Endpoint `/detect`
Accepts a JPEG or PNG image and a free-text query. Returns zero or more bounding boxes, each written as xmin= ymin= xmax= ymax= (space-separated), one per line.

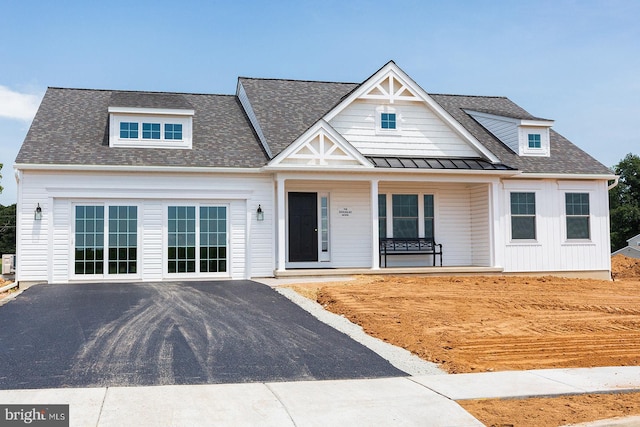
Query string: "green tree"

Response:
xmin=609 ymin=153 xmax=640 ymax=251
xmin=0 ymin=204 xmax=16 ymax=256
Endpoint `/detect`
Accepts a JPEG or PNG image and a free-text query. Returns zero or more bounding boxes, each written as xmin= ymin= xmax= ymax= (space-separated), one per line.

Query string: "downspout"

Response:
xmin=608 ymin=176 xmax=620 ymax=190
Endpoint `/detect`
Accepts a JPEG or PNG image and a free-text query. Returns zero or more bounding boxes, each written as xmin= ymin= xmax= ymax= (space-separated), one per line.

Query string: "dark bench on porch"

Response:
xmin=379 ymin=237 xmax=443 ymax=267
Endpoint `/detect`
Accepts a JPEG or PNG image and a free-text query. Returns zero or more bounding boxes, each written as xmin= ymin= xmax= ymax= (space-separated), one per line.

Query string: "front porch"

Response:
xmin=274 ymin=172 xmax=508 ymax=274
xmin=273 ymin=265 xmax=504 ymax=278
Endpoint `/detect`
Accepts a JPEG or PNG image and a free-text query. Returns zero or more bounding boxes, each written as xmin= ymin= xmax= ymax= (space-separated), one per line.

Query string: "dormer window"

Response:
xmin=465 ymin=110 xmax=553 ymax=158
xmin=142 ymin=123 xmax=161 ymax=139
xmin=164 ymin=123 xmax=183 ymax=140
xmin=108 ymin=92 xmax=194 ymax=149
xmin=528 ymin=133 xmax=541 ymax=149
xmin=120 ymin=122 xmax=139 ymax=139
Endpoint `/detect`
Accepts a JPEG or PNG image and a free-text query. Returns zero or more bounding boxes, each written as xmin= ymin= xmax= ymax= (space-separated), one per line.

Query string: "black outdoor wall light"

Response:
xmin=257 ymin=204 xmax=264 ymax=221
xmin=34 ymin=203 xmax=42 ymax=221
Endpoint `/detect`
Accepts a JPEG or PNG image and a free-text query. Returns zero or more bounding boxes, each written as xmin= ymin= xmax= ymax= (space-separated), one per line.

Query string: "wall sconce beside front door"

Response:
xmin=34 ymin=203 xmax=43 ymax=221
xmin=257 ymin=204 xmax=264 ymax=221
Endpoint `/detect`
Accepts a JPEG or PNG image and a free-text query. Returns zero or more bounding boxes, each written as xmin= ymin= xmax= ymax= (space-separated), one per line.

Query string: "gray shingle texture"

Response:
xmin=17 ymin=88 xmax=268 ymax=168
xmin=17 ymin=78 xmax=612 ymax=176
xmin=238 ymin=78 xmax=358 ymax=157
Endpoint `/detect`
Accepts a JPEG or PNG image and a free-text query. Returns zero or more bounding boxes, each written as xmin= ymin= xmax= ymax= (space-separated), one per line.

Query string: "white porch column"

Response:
xmin=490 ymin=180 xmax=503 ymax=268
xmin=276 ymin=176 xmax=286 ymax=272
xmin=371 ymin=179 xmax=380 ymax=269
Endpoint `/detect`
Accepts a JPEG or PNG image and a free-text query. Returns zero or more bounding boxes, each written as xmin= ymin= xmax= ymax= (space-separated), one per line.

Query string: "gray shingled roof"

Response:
xmin=109 ymin=92 xmax=193 ymax=110
xmin=429 ymin=94 xmax=612 ymax=174
xmin=238 ymin=77 xmax=358 ymax=156
xmin=16 ymin=88 xmax=268 ymax=168
xmin=17 ymin=76 xmax=612 ymax=175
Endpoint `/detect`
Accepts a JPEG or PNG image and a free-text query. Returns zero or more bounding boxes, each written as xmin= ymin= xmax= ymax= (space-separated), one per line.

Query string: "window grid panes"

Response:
xmin=165 ymin=123 xmax=183 ymax=140
xmin=200 ymin=206 xmax=227 ymax=273
xmin=320 ymin=197 xmax=329 ymax=252
xmin=142 ymin=123 xmax=161 ymax=139
xmin=75 ymin=206 xmax=104 ymax=275
xmin=120 ymin=122 xmax=138 ymax=139
xmin=392 ymin=195 xmax=418 ymax=238
xmin=510 ymin=192 xmax=536 ymax=240
xmin=378 ymin=194 xmax=387 ymax=238
xmin=566 ymin=193 xmax=590 ymax=239
xmin=108 ymin=206 xmax=137 ymax=274
xmin=424 ymin=195 xmax=434 ymax=239
xmin=168 ymin=206 xmax=196 ymax=273
xmin=381 ymin=113 xmax=396 ymax=129
xmin=528 ymin=134 xmax=541 ymax=148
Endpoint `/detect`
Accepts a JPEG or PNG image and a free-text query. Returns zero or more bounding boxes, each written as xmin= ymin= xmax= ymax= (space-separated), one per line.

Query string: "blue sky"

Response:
xmin=1 ymin=0 xmax=638 ymax=205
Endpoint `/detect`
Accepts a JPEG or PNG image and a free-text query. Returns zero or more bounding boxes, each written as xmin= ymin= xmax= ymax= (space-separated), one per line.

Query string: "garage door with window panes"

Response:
xmin=75 ymin=205 xmax=137 ymax=276
xmin=167 ymin=205 xmax=227 ymax=274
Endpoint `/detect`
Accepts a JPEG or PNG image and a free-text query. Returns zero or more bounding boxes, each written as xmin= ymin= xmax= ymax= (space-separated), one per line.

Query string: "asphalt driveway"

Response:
xmin=0 ymin=281 xmax=405 ymax=389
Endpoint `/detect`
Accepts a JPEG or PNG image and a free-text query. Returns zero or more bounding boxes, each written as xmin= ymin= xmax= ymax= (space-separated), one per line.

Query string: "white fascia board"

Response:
xmin=276 ymin=170 xmax=517 ymax=184
xmin=14 ymin=163 xmax=265 ymax=174
xmin=108 ymin=106 xmax=195 ymax=116
xmin=517 ymin=172 xmax=617 ymax=180
xmin=322 ymin=62 xmax=501 ymax=163
xmin=266 ymin=119 xmax=373 ymax=168
xmin=465 ymin=109 xmax=554 ymax=127
xmin=272 ymin=166 xmax=520 ymax=178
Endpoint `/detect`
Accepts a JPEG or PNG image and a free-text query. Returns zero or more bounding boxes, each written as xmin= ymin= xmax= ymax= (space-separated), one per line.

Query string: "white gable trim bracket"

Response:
xmin=266 ymin=120 xmax=373 ymax=169
xmin=323 ymin=61 xmax=501 ymax=164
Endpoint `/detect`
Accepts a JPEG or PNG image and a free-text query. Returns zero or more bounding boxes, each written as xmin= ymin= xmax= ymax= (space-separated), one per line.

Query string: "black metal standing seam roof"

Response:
xmin=367 ymin=156 xmax=516 ymax=170
xmin=16 ymin=88 xmax=269 ymax=168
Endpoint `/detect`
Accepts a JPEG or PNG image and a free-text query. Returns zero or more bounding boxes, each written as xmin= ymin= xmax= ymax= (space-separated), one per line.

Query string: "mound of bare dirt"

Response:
xmin=612 ymin=254 xmax=640 ymax=279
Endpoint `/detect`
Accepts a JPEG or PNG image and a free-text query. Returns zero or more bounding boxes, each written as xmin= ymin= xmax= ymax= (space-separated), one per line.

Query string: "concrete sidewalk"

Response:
xmin=1 ymin=366 xmax=639 ymax=426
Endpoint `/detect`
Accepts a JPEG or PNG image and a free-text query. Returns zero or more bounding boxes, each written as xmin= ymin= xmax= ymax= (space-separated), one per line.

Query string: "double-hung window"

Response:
xmin=565 ymin=193 xmax=590 ymax=239
xmin=392 ymin=195 xmax=418 ymax=238
xmin=510 ymin=192 xmax=536 ymax=240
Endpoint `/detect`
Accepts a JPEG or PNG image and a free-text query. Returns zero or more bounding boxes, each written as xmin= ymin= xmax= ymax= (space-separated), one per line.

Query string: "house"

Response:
xmin=612 ymin=234 xmax=640 ymax=259
xmin=14 ymin=61 xmax=616 ymax=286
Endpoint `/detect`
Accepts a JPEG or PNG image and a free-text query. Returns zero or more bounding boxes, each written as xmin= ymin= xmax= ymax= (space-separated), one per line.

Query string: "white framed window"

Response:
xmin=510 ymin=192 xmax=536 ymax=240
xmin=520 ymin=127 xmax=550 ymax=156
xmin=375 ymin=106 xmax=400 ymax=134
xmin=319 ymin=194 xmax=330 ymax=262
xmin=109 ymin=113 xmax=192 ymax=149
xmin=565 ymin=193 xmax=590 ymax=240
xmin=379 ymin=193 xmax=436 ymax=239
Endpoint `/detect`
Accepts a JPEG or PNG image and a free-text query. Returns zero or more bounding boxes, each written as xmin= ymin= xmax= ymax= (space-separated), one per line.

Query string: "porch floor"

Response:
xmin=274 ymin=266 xmax=504 ymax=278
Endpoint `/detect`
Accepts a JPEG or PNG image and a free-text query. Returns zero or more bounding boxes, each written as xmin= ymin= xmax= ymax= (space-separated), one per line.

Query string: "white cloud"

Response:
xmin=0 ymin=86 xmax=42 ymax=121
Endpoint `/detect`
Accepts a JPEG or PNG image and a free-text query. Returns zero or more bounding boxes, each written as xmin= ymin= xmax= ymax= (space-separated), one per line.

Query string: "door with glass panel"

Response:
xmin=74 ymin=205 xmax=138 ymax=277
xmin=167 ymin=205 xmax=227 ymax=275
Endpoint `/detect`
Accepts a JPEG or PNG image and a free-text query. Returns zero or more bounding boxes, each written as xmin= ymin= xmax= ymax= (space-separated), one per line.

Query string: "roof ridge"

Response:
xmin=238 ymin=76 xmax=359 ymax=85
xmin=47 ymin=87 xmax=233 ymax=97
xmin=429 ymin=92 xmax=508 ymax=99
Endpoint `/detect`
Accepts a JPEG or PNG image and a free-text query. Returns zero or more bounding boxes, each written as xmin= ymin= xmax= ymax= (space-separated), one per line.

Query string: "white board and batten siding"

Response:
xmin=501 ymin=179 xmax=611 ymax=273
xmin=330 ymin=99 xmax=480 ymax=158
xmin=17 ymin=170 xmax=275 ymax=284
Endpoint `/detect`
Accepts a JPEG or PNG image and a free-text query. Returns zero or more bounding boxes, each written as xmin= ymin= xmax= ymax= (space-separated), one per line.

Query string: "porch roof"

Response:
xmin=367 ymin=156 xmax=516 ymax=171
